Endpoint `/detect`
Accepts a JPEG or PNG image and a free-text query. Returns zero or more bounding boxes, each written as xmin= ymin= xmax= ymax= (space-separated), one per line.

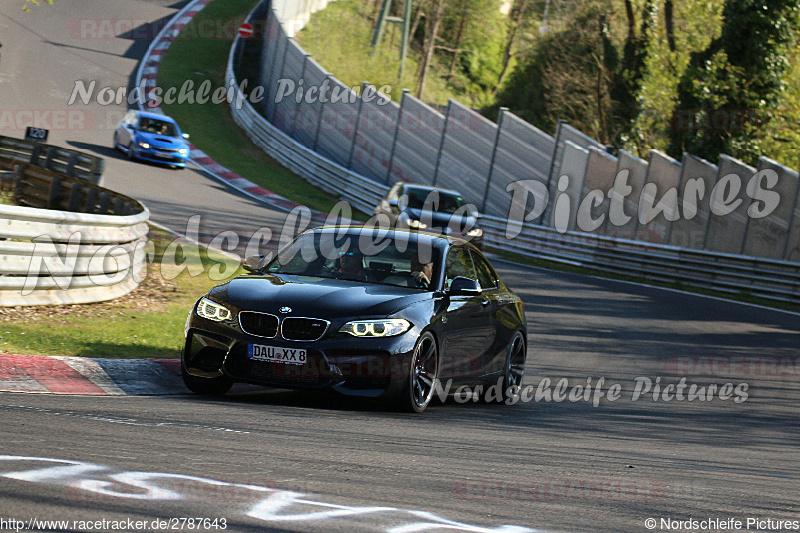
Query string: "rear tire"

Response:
xmin=181 ymin=365 xmax=233 ymax=396
xmin=495 ymin=331 xmax=526 ymax=404
xmin=388 ymin=331 xmax=439 ymax=413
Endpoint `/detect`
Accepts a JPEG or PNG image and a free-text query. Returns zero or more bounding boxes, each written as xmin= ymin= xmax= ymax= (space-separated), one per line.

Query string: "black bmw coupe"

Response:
xmin=182 ymin=226 xmax=527 ymax=412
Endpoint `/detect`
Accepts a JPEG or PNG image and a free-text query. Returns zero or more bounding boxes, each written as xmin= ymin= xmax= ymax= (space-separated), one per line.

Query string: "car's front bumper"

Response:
xmin=132 ymin=147 xmax=189 ymax=167
xmin=183 ymin=319 xmax=419 ymax=397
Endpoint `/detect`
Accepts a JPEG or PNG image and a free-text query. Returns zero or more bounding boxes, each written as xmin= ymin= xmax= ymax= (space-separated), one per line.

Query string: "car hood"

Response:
xmin=404 ymin=207 xmax=478 ymax=232
xmin=208 ymin=274 xmax=430 ymax=317
xmin=135 ymin=131 xmax=186 ymax=150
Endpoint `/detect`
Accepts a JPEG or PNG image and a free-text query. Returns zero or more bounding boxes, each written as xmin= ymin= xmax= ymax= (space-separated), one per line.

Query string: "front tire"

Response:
xmin=181 ymin=365 xmax=233 ymax=396
xmin=388 ymin=331 xmax=439 ymax=413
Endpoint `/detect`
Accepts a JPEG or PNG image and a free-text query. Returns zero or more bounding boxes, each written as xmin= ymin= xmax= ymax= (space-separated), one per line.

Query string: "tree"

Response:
xmin=492 ymin=0 xmax=622 ymax=143
xmin=416 ymin=0 xmax=448 ymax=98
xmin=668 ymin=0 xmax=800 ymax=164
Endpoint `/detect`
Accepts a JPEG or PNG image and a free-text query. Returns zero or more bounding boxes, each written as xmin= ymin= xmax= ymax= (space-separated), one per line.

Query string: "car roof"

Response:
xmin=309 ymin=225 xmax=469 ymax=248
xmin=135 ymin=110 xmax=177 ymax=123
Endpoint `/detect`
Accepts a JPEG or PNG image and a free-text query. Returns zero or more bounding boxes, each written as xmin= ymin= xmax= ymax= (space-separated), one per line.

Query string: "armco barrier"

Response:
xmin=224 ymin=2 xmax=800 ymax=306
xmin=0 ymin=135 xmax=105 ymax=186
xmin=0 ymin=154 xmax=149 ymax=306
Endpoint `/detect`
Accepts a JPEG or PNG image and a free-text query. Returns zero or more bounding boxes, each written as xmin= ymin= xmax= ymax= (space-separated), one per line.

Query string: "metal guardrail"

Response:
xmin=227 ymin=61 xmax=389 ymax=215
xmin=0 ymin=153 xmax=149 ymax=307
xmin=225 ymin=16 xmax=800 ymax=307
xmin=480 ymin=217 xmax=800 ymax=305
xmin=0 ymin=135 xmax=105 ymax=186
xmin=0 ymin=158 xmax=142 ymax=215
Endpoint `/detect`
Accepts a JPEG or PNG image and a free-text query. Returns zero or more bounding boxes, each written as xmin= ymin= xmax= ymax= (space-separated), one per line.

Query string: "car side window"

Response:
xmin=470 ymin=250 xmax=498 ymax=290
xmin=444 ymin=247 xmax=477 ymax=290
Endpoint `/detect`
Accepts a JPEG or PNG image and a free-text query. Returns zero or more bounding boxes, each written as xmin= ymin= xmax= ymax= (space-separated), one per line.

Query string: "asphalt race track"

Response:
xmin=1 ymin=2 xmax=799 ymax=532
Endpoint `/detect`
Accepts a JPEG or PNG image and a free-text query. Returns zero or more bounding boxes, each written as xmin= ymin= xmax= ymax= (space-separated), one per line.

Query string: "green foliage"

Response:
xmin=493 ymin=0 xmax=622 ymax=143
xmin=628 ymin=0 xmax=724 ymax=155
xmin=668 ymin=0 xmax=800 ymax=165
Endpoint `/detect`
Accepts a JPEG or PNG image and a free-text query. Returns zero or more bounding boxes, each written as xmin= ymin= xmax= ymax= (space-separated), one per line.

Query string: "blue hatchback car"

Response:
xmin=114 ymin=110 xmax=191 ymax=169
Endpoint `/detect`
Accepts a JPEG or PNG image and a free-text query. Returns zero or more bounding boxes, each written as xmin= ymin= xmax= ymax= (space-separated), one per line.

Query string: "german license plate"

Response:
xmin=248 ymin=344 xmax=306 ymax=365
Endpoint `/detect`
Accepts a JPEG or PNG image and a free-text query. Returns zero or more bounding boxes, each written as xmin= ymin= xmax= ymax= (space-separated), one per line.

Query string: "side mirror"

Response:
xmin=182 ymin=133 xmax=190 ymax=140
xmin=243 ymin=255 xmax=269 ymax=273
xmin=387 ymin=198 xmax=399 ymax=208
xmin=447 ymin=276 xmax=481 ymax=296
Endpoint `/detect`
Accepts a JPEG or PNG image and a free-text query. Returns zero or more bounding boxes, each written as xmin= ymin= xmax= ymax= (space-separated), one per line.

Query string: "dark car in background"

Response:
xmin=182 ymin=226 xmax=526 ymax=412
xmin=113 ymin=110 xmax=190 ymax=168
xmin=374 ymin=182 xmax=484 ymax=248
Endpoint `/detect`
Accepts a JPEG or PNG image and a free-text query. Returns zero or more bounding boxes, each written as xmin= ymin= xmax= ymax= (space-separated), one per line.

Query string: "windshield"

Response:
xmin=404 ymin=188 xmax=473 ymax=215
xmin=138 ymin=117 xmax=179 ymax=136
xmin=266 ymin=232 xmax=441 ymax=290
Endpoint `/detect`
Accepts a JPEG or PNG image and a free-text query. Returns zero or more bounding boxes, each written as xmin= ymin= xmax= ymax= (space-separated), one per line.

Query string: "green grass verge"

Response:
xmin=0 ymin=227 xmax=241 ymax=358
xmin=295 ymin=0 xmax=458 ymax=106
xmin=157 ymin=0 xmax=366 ymax=218
xmin=0 ymin=191 xmax=14 ymax=205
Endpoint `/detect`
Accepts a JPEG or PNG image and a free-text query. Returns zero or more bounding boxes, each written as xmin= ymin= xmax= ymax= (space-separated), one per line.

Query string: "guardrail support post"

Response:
xmin=84 ymin=188 xmax=98 ymax=213
xmin=47 ymin=177 xmax=61 ymax=209
xmin=12 ymin=165 xmax=24 ymax=200
xmin=90 ymin=158 xmax=104 ymax=186
xmin=98 ymin=192 xmax=111 ymax=215
xmin=44 ymin=147 xmax=57 ymax=172
xmin=68 ymin=183 xmax=84 ymax=212
xmin=66 ymin=153 xmax=79 ymax=178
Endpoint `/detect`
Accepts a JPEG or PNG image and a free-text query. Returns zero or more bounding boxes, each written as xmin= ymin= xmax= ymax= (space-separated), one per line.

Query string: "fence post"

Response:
xmin=260 ymin=10 xmax=273 ymax=95
xmin=482 ymin=107 xmax=507 ymax=213
xmin=44 ymin=147 xmax=57 ymax=171
xmin=13 ymin=165 xmax=24 ymax=200
xmin=432 ymin=100 xmax=452 ymax=186
xmin=385 ymin=88 xmax=409 ymax=184
xmin=68 ymin=183 xmax=83 ymax=212
xmin=541 ymin=119 xmax=567 ymax=224
xmin=272 ymin=35 xmax=293 ymax=126
xmin=313 ymin=73 xmax=332 ymax=151
xmin=781 ymin=177 xmax=800 ymax=260
xmin=90 ymin=157 xmax=104 ymax=186
xmin=292 ymin=53 xmax=312 ymax=142
xmin=347 ymin=81 xmax=369 ymax=169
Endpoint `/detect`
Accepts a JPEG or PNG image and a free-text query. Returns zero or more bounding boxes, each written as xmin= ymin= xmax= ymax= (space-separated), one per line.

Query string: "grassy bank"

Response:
xmin=157 ymin=0 xmax=355 ymax=216
xmin=0 ymin=228 xmax=240 ymax=358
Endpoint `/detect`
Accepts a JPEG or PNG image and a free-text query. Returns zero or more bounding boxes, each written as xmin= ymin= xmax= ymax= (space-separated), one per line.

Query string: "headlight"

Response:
xmin=138 ymin=142 xmax=150 ymax=149
xmin=466 ymin=228 xmax=483 ymax=237
xmin=196 ymin=297 xmax=232 ymax=321
xmin=339 ymin=319 xmax=411 ymax=337
xmin=178 ymin=148 xmax=189 ymax=155
xmin=407 ymin=219 xmax=427 ymax=229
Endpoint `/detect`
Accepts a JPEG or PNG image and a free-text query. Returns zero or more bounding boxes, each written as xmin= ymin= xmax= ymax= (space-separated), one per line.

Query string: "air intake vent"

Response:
xmin=281 ymin=317 xmax=329 ymax=341
xmin=239 ymin=312 xmax=279 ymax=338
